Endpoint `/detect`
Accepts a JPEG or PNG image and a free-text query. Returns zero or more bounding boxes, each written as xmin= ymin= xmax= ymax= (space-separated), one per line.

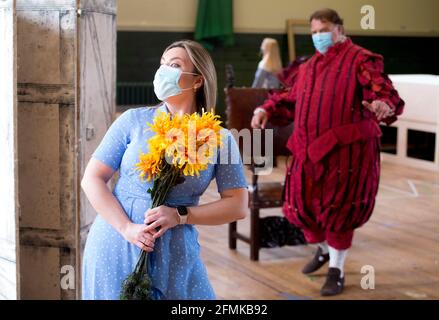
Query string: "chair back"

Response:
xmin=224 ymin=87 xmax=294 ymax=164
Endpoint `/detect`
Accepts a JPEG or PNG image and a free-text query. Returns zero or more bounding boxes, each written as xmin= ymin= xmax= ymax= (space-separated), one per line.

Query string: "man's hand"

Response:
xmin=251 ymin=108 xmax=269 ymax=129
xmin=362 ymin=100 xmax=394 ymax=121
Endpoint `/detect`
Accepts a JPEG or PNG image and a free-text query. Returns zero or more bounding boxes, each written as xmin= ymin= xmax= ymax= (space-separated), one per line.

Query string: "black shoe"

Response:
xmin=320 ymin=267 xmax=345 ymax=296
xmin=302 ymin=247 xmax=330 ymax=274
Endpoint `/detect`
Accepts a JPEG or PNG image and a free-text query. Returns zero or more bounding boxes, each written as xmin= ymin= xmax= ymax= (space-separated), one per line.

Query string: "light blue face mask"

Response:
xmin=153 ymin=65 xmax=199 ymax=101
xmin=312 ymin=32 xmax=334 ymax=54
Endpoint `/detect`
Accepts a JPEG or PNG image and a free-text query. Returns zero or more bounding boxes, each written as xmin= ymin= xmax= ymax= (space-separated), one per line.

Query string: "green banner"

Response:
xmin=194 ymin=0 xmax=234 ymax=50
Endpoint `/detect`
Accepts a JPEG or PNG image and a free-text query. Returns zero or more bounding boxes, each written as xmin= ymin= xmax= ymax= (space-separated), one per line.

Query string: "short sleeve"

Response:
xmin=214 ymin=129 xmax=248 ymax=193
xmin=92 ymin=109 xmax=134 ymax=171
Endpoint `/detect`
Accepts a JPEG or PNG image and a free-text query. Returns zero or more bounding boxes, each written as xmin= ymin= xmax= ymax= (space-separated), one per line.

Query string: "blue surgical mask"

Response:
xmin=153 ymin=65 xmax=198 ymax=101
xmin=312 ymin=32 xmax=334 ymax=54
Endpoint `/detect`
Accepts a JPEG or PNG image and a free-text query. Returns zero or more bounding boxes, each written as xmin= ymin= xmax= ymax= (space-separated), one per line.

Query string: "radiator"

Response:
xmin=116 ymin=82 xmax=159 ymax=106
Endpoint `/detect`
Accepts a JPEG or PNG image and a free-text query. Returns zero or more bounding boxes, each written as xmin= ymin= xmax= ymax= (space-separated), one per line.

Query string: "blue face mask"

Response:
xmin=312 ymin=32 xmax=334 ymax=54
xmin=153 ymin=65 xmax=198 ymax=101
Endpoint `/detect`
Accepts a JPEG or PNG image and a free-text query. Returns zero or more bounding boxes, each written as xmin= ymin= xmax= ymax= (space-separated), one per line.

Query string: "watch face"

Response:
xmin=177 ymin=206 xmax=188 ymax=216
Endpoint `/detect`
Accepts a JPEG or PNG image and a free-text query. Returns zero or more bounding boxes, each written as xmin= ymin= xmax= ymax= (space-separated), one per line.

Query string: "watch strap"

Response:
xmin=176 ymin=206 xmax=189 ymax=225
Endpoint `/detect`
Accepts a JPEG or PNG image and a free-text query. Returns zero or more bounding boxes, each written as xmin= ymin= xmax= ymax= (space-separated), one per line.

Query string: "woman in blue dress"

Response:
xmin=81 ymin=40 xmax=249 ymax=300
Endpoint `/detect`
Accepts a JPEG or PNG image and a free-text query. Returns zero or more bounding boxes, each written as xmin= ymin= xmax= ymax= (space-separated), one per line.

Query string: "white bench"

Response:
xmin=383 ymin=75 xmax=439 ymax=171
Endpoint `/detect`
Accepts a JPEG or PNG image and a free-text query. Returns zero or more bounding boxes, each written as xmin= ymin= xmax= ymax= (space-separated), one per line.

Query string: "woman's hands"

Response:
xmin=122 ymin=222 xmax=156 ymax=252
xmin=143 ymin=205 xmax=180 ymax=239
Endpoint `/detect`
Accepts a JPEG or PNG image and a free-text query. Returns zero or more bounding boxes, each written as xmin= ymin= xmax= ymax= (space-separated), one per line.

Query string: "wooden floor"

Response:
xmin=197 ymin=159 xmax=439 ymax=300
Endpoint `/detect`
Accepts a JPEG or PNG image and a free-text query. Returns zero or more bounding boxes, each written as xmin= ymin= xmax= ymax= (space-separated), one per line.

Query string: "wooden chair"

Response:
xmin=224 ymin=78 xmax=294 ymax=261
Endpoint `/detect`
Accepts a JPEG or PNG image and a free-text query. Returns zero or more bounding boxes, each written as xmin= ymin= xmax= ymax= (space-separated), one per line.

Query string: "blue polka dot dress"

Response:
xmin=81 ymin=104 xmax=248 ymax=300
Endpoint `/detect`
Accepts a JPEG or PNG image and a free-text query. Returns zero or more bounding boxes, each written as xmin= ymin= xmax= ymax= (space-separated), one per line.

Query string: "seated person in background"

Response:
xmin=252 ymin=38 xmax=282 ymax=89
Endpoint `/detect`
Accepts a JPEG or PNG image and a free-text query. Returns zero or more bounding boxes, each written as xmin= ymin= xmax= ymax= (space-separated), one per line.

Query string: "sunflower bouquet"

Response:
xmin=119 ymin=108 xmax=222 ymax=300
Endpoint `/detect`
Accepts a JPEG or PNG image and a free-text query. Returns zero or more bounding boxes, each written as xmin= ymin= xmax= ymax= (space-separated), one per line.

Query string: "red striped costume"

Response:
xmin=261 ymin=39 xmax=404 ymax=249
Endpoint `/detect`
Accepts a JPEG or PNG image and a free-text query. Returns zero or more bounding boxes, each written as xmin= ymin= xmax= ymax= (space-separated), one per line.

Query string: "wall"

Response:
xmin=115 ymin=0 xmax=439 ymax=119
xmin=116 ymin=31 xmax=439 ymax=119
xmin=117 ymin=0 xmax=439 ymax=36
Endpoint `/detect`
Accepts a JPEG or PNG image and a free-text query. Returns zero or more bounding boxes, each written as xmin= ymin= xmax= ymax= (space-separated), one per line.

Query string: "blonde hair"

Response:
xmin=260 ymin=38 xmax=282 ymax=74
xmin=164 ymin=40 xmax=217 ymax=113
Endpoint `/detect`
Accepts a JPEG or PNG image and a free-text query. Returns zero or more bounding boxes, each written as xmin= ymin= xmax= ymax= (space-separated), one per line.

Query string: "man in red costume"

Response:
xmin=251 ymin=8 xmax=404 ymax=296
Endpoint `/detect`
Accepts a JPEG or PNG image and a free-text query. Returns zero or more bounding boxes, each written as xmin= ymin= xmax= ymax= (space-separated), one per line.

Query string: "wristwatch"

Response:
xmin=176 ymin=206 xmax=189 ymax=225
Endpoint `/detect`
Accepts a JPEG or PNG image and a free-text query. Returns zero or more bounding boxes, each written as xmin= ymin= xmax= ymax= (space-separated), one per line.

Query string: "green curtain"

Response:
xmin=194 ymin=0 xmax=234 ymax=50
